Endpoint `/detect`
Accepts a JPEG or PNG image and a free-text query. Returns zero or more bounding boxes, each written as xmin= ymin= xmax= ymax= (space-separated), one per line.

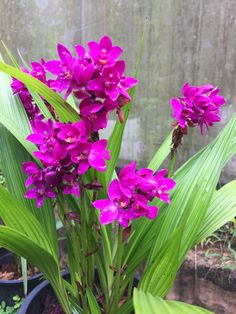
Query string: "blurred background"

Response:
xmin=1 ymin=0 xmax=236 ymax=182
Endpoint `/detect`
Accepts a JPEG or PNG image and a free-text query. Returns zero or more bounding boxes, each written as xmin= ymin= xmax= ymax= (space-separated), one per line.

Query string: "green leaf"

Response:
xmin=86 ymin=287 xmax=101 ymax=314
xmin=0 ymin=49 xmax=54 ymax=121
xmin=0 ymin=186 xmax=70 ymax=313
xmin=0 ymin=185 xmax=54 ymax=255
xmin=0 ymin=115 xmax=38 ymax=162
xmin=195 ymin=180 xmax=236 ymax=244
xmin=148 ymin=130 xmax=172 ymax=171
xmin=148 ymin=114 xmax=236 ymax=266
xmin=117 ymin=300 xmax=134 ymax=314
xmin=0 ymin=61 xmax=79 ymax=122
xmin=0 ymin=67 xmax=57 ymax=252
xmin=21 ymin=257 xmax=28 ymax=296
xmin=133 ymin=289 xmax=213 ymax=314
xmin=70 ymin=296 xmax=83 ymax=314
xmin=139 ymin=228 xmax=181 ymax=297
xmin=0 ymin=226 xmax=71 ymax=314
xmin=125 ymin=114 xmax=236 ymax=291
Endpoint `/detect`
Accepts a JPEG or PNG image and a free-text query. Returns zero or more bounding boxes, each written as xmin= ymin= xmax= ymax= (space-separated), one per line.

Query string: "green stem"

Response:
xmin=109 ymin=225 xmax=123 ymax=313
xmin=87 ymin=202 xmax=96 ymax=288
xmin=79 ymin=187 xmax=89 ymax=312
xmin=127 ymin=273 xmax=134 ymax=300
xmin=168 ymin=149 xmax=176 ymax=178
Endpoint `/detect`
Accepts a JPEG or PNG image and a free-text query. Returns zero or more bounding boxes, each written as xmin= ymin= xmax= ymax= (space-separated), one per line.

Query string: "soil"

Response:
xmin=0 ymin=263 xmax=39 ymax=280
xmin=0 ymin=233 xmax=67 ymax=281
xmin=167 ymin=244 xmax=236 ymax=314
xmin=43 ymin=294 xmax=62 ymax=314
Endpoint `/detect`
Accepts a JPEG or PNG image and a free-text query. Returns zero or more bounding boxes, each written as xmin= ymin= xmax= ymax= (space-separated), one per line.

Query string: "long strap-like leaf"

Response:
xmin=133 ymin=289 xmax=213 ymax=314
xmin=0 ymin=61 xmax=79 ymax=122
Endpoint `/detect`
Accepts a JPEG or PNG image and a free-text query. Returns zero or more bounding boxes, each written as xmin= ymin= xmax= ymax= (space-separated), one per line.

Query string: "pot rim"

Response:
xmin=18 ymin=270 xmax=69 ymax=314
xmin=0 ymin=249 xmax=42 ymax=285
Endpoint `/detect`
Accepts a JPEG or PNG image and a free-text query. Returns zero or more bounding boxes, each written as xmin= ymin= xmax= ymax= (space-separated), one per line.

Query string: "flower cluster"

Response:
xmin=93 ymin=161 xmax=176 ymax=226
xmin=23 ymin=119 xmax=110 ymax=207
xmin=18 ymin=36 xmax=138 ymax=209
xmin=12 ymin=36 xmax=137 ymax=133
xmin=45 ymin=35 xmax=138 ymax=130
xmin=171 ymin=82 xmax=225 ymax=134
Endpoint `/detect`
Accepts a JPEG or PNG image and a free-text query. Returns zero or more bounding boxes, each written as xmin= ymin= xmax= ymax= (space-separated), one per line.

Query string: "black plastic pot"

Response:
xmin=19 ymin=271 xmax=69 ymax=314
xmin=0 ymin=248 xmax=42 ymax=305
xmin=19 ymin=271 xmax=138 ymax=314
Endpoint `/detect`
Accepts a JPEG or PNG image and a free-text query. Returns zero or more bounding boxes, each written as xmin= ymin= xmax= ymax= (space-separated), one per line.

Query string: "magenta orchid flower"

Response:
xmin=34 ymin=142 xmax=67 ymax=166
xmin=69 ymin=139 xmax=110 ymax=175
xmin=11 ymin=63 xmax=47 ymax=121
xmin=27 ymin=119 xmax=55 ymax=145
xmin=22 ymin=161 xmax=43 ymax=188
xmin=171 ymin=82 xmax=226 ymax=134
xmin=136 ymin=168 xmax=176 ymax=203
xmin=127 ymin=194 xmax=158 ymax=220
xmin=88 ymin=35 xmax=123 ymax=67
xmin=62 ymin=173 xmax=80 ymax=197
xmin=57 ymin=121 xmax=89 ymax=147
xmin=93 ymin=161 xmax=175 ymax=226
xmin=79 ymin=97 xmax=117 ymax=132
xmin=93 ymin=179 xmax=130 ymax=227
xmin=45 ymin=44 xmax=77 ymax=98
xmin=25 ymin=182 xmax=56 ymax=208
xmin=87 ymin=60 xmax=138 ymax=101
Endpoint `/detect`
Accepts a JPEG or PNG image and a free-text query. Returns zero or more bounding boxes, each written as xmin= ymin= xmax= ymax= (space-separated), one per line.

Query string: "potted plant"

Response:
xmin=0 ymin=34 xmax=235 ymax=313
xmin=0 ymin=248 xmax=41 ymax=305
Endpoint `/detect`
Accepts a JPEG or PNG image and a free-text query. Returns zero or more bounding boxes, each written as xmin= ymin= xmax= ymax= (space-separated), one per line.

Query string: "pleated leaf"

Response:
xmin=139 ymin=229 xmax=182 ymax=297
xmin=133 ymin=290 xmax=213 ymax=314
xmin=124 ymin=114 xmax=236 ymax=295
xmin=196 ymin=180 xmax=236 ymax=244
xmin=0 ymin=68 xmax=57 ymax=252
xmin=1 ymin=46 xmax=54 ymax=121
xmin=0 ymin=115 xmax=37 ymax=162
xmin=0 ymin=185 xmax=55 ymax=255
xmin=0 ymin=61 xmax=79 ymax=122
xmin=0 ymin=226 xmax=70 ymax=314
xmin=148 ymin=130 xmax=172 ymax=171
xmin=86 ymin=288 xmax=101 ymax=314
xmin=148 ymin=114 xmax=236 ymax=265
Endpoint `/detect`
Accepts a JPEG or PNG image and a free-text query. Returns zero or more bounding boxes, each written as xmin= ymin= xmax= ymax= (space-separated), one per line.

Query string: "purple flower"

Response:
xmin=93 ymin=179 xmax=130 ymax=227
xmin=88 ymin=35 xmax=123 ymax=67
xmin=45 ymin=43 xmax=95 ymax=99
xmin=20 ymin=36 xmax=140 ymax=208
xmin=34 ymin=142 xmax=67 ymax=166
xmin=93 ymin=162 xmax=176 ymax=227
xmin=69 ymin=139 xmax=110 ymax=174
xmin=27 ymin=119 xmax=55 ymax=145
xmin=171 ymin=82 xmax=226 ymax=134
xmin=136 ymin=168 xmax=176 ymax=203
xmin=11 ymin=61 xmax=51 ymax=122
xmin=118 ymin=161 xmax=137 ymax=197
xmin=62 ymin=173 xmax=80 ymax=197
xmin=45 ymin=44 xmax=76 ymax=98
xmin=44 ymin=169 xmax=61 ymax=187
xmin=30 ymin=61 xmax=47 ymax=83
xmin=73 ymin=57 xmax=94 ymax=87
xmin=87 ymin=61 xmax=137 ymax=101
xmin=22 ymin=161 xmax=43 ymax=187
xmin=79 ymin=97 xmax=117 ymax=131
xmin=25 ymin=182 xmax=56 ymax=208
xmin=57 ymin=121 xmax=89 ymax=147
xmin=127 ymin=194 xmax=158 ymax=220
